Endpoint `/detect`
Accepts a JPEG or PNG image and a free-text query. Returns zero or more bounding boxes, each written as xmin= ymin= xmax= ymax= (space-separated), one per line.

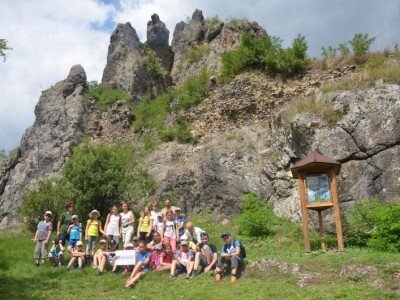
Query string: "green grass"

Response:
xmin=84 ymin=81 xmax=130 ymax=110
xmin=1 ymin=214 xmax=399 ymax=299
xmin=187 ymin=44 xmax=210 ymax=63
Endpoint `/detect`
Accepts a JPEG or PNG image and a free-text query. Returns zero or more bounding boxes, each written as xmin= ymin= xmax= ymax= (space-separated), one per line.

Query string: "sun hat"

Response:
xmin=76 ymin=240 xmax=83 ymax=246
xmin=124 ymin=243 xmax=134 ymax=249
xmin=174 ymin=207 xmax=181 ymax=211
xmin=89 ymin=209 xmax=100 ymax=218
xmin=99 ymin=239 xmax=107 ymax=244
xmin=221 ymin=232 xmax=231 ymax=238
xmin=45 ymin=211 xmax=52 ymax=216
xmin=181 ymin=240 xmax=188 ymax=246
xmin=71 ymin=215 xmax=78 ymax=219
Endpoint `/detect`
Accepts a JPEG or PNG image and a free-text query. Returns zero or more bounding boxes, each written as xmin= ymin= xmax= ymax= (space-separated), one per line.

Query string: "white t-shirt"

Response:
xmin=155 ymin=220 xmax=164 ymax=236
xmin=120 ymin=211 xmax=133 ymax=233
xmin=164 ymin=220 xmax=176 ymax=238
xmin=150 ymin=210 xmax=160 ymax=230
xmin=106 ymin=214 xmax=120 ymax=236
xmin=184 ymin=227 xmax=205 ymax=243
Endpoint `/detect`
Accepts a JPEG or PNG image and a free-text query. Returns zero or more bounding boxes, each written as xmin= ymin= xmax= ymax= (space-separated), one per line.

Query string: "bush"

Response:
xmin=345 ymin=198 xmax=400 ymax=252
xmin=205 ymin=15 xmax=221 ymax=27
xmin=236 ymin=194 xmax=277 ymax=237
xmin=187 ymin=44 xmax=210 ymax=63
xmin=348 ymin=33 xmax=375 ymax=56
xmin=364 ymin=54 xmax=386 ymax=70
xmin=321 ymin=46 xmax=337 ymax=60
xmin=221 ymin=33 xmax=308 ymax=81
xmin=144 ymin=48 xmax=165 ymax=81
xmin=159 ymin=116 xmax=197 ymax=144
xmin=84 ymin=81 xmax=130 ymax=109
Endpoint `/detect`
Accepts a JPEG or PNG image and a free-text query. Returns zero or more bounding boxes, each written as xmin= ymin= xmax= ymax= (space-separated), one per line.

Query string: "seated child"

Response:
xmin=111 ymin=242 xmax=136 ymax=275
xmin=67 ymin=240 xmax=85 ymax=270
xmin=170 ymin=240 xmax=194 ymax=279
xmin=147 ymin=231 xmax=163 ymax=270
xmin=97 ymin=239 xmax=117 ymax=275
xmin=48 ymin=239 xmax=65 ymax=267
xmin=124 ymin=241 xmax=151 ymax=288
xmin=157 ymin=243 xmax=174 ymax=272
xmin=92 ymin=239 xmax=107 ymax=269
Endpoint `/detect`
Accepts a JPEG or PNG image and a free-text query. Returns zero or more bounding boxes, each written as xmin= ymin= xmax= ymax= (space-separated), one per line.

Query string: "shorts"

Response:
xmin=199 ymin=254 xmax=213 ymax=268
xmin=69 ymin=239 xmax=78 ymax=248
xmin=176 ymin=263 xmax=187 ymax=273
xmin=57 ymin=233 xmax=69 ymax=246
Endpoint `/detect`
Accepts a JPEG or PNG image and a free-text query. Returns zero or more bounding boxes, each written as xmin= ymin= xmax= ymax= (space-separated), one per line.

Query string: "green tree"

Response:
xmin=338 ymin=43 xmax=350 ymax=56
xmin=0 ymin=39 xmax=12 ymax=62
xmin=321 ymin=45 xmax=337 ymax=60
xmin=348 ymin=33 xmax=375 ymax=56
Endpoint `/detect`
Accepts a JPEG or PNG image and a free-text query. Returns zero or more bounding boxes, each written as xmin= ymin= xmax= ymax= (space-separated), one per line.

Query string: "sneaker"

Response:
xmin=58 ymin=262 xmax=62 ymax=267
xmin=170 ymin=274 xmax=177 ymax=280
xmin=185 ymin=274 xmax=191 ymax=280
xmin=230 ymin=276 xmax=237 ymax=284
xmin=189 ymin=273 xmax=196 ymax=279
xmin=35 ymin=261 xmax=40 ymax=267
xmin=97 ymin=270 xmax=103 ymax=276
xmin=215 ymin=273 xmax=222 ymax=282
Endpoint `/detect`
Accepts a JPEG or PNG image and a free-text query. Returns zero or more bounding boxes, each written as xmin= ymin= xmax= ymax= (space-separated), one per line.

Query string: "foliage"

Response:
xmin=348 ymin=33 xmax=375 ymax=56
xmin=338 ymin=43 xmax=350 ymax=56
xmin=159 ymin=116 xmax=197 ymax=144
xmin=0 ymin=148 xmax=6 ymax=161
xmin=221 ymin=33 xmax=308 ymax=81
xmin=236 ymin=194 xmax=278 ymax=237
xmin=187 ymin=44 xmax=210 ymax=63
xmin=345 ymin=198 xmax=400 ymax=252
xmin=205 ymin=15 xmax=221 ymax=27
xmin=321 ymin=45 xmax=337 ymax=60
xmin=364 ymin=54 xmax=387 ymax=70
xmin=226 ymin=17 xmax=249 ymax=28
xmin=84 ymin=81 xmax=130 ymax=109
xmin=144 ymin=47 xmax=165 ymax=80
xmin=0 ymin=39 xmax=12 ymax=62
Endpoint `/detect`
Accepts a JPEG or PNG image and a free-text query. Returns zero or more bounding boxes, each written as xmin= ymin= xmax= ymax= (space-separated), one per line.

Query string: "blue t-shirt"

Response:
xmin=52 ymin=246 xmax=62 ymax=258
xmin=175 ymin=215 xmax=187 ymax=236
xmin=136 ymin=251 xmax=151 ymax=263
xmin=221 ymin=240 xmax=242 ymax=258
xmin=37 ymin=221 xmax=53 ymax=241
xmin=69 ymin=224 xmax=82 ymax=240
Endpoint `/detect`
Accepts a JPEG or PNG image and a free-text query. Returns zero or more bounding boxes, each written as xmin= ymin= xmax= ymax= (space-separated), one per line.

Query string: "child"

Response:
xmin=154 ymin=213 xmax=165 ymax=239
xmin=170 ymin=240 xmax=194 ymax=279
xmin=120 ymin=202 xmax=135 ymax=245
xmin=124 ymin=241 xmax=151 ymax=288
xmin=111 ymin=242 xmax=135 ymax=275
xmin=67 ymin=215 xmax=82 ymax=254
xmin=147 ymin=231 xmax=163 ymax=270
xmin=85 ymin=209 xmax=104 ymax=255
xmin=174 ymin=208 xmax=187 ymax=238
xmin=93 ymin=239 xmax=107 ymax=269
xmin=132 ymin=236 xmax=140 ymax=250
xmin=48 ymin=239 xmax=65 ymax=267
xmin=163 ymin=210 xmax=179 ymax=253
xmin=104 ymin=205 xmax=121 ymax=244
xmin=67 ymin=240 xmax=85 ymax=270
xmin=157 ymin=243 xmax=174 ymax=272
xmin=97 ymin=239 xmax=118 ymax=275
xmin=137 ymin=207 xmax=153 ymax=244
xmin=32 ymin=211 xmax=53 ymax=266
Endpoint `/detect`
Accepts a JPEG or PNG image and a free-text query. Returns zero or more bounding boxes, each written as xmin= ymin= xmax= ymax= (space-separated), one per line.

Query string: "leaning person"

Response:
xmin=124 ymin=241 xmax=152 ymax=288
xmin=32 ymin=211 xmax=53 ymax=266
xmin=184 ymin=222 xmax=205 ymax=245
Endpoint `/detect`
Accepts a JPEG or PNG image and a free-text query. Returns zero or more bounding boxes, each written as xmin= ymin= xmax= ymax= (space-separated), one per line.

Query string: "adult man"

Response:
xmin=160 ymin=199 xmax=178 ymax=217
xmin=183 ymin=222 xmax=205 ymax=245
xmin=214 ymin=232 xmax=243 ymax=284
xmin=57 ymin=201 xmax=74 ymax=246
xmin=191 ymin=232 xmax=218 ymax=278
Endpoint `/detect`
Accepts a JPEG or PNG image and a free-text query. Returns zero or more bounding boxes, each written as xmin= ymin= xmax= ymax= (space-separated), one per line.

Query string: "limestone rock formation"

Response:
xmin=0 ymin=65 xmax=88 ymax=227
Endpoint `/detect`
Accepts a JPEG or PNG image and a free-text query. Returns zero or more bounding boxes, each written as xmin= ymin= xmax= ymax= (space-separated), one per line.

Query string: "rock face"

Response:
xmin=0 ymin=65 xmax=88 ymax=227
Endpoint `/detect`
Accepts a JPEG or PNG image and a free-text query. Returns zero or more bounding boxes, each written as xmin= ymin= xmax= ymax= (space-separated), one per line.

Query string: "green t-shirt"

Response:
xmin=59 ymin=211 xmax=73 ymax=234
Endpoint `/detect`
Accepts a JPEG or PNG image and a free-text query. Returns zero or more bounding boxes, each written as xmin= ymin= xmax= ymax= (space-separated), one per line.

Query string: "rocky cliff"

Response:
xmin=1 ymin=9 xmax=399 ymax=229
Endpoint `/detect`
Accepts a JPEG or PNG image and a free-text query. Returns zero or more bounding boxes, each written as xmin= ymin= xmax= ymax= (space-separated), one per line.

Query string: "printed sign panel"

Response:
xmin=113 ymin=250 xmax=136 ymax=266
xmin=306 ymin=174 xmax=331 ymax=202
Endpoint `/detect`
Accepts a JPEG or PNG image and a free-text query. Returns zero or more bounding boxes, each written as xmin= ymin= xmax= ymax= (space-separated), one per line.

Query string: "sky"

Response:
xmin=0 ymin=0 xmax=399 ymax=152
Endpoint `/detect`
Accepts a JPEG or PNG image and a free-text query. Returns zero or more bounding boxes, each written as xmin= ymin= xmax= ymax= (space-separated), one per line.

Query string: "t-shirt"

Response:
xmin=69 ymin=223 xmax=82 ymax=240
xmin=148 ymin=240 xmax=163 ymax=251
xmin=161 ymin=206 xmax=178 ymax=217
xmin=221 ymin=240 xmax=242 ymax=258
xmin=164 ymin=220 xmax=176 ymax=238
xmin=175 ymin=249 xmax=193 ymax=266
xmin=150 ymin=210 xmax=160 ymax=226
xmin=52 ymin=246 xmax=62 ymax=258
xmin=175 ymin=215 xmax=187 ymax=236
xmin=120 ymin=211 xmax=134 ymax=233
xmin=136 ymin=251 xmax=151 ymax=269
xmin=106 ymin=214 xmax=120 ymax=236
xmin=201 ymin=243 xmax=217 ymax=255
xmin=161 ymin=251 xmax=173 ymax=264
xmin=155 ymin=220 xmax=164 ymax=236
xmin=37 ymin=221 xmax=53 ymax=241
xmin=139 ymin=216 xmax=151 ymax=233
xmin=59 ymin=212 xmax=73 ymax=234
xmin=184 ymin=227 xmax=205 ymax=244
xmin=87 ymin=219 xmax=101 ymax=236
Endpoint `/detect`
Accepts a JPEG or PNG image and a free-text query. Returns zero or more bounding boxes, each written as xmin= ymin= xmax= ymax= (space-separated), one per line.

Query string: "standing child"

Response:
xmin=32 ymin=211 xmax=53 ymax=266
xmin=48 ymin=239 xmax=65 ymax=267
xmin=170 ymin=240 xmax=194 ymax=279
xmin=174 ymin=208 xmax=187 ymax=238
xmin=154 ymin=213 xmax=165 ymax=239
xmin=124 ymin=241 xmax=151 ymax=288
xmin=120 ymin=202 xmax=135 ymax=245
xmin=67 ymin=240 xmax=85 ymax=270
xmin=163 ymin=210 xmax=179 ymax=253
xmin=104 ymin=205 xmax=121 ymax=244
xmin=67 ymin=215 xmax=82 ymax=254
xmin=92 ymin=239 xmax=107 ymax=269
xmin=85 ymin=210 xmax=104 ymax=255
xmin=137 ymin=207 xmax=153 ymax=244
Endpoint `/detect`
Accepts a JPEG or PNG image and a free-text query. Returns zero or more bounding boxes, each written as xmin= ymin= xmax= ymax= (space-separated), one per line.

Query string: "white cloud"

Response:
xmin=0 ymin=0 xmax=399 ymax=151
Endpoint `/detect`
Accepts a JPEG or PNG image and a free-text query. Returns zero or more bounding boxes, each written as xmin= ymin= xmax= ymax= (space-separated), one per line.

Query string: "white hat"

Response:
xmin=157 ymin=212 xmax=163 ymax=217
xmin=45 ymin=211 xmax=52 ymax=216
xmin=76 ymin=241 xmax=83 ymax=246
xmin=71 ymin=215 xmax=78 ymax=219
xmin=89 ymin=209 xmax=100 ymax=218
xmin=124 ymin=243 xmax=134 ymax=249
xmin=181 ymin=240 xmax=188 ymax=246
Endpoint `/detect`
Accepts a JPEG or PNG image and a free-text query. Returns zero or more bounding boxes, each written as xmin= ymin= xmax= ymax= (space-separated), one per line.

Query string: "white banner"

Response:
xmin=113 ymin=250 xmax=136 ymax=266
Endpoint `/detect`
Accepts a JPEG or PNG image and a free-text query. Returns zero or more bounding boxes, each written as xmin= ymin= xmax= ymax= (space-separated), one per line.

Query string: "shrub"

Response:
xmin=348 ymin=33 xmax=375 ymax=56
xmin=205 ymin=15 xmax=221 ymax=27
xmin=364 ymin=54 xmax=386 ymax=70
xmin=226 ymin=17 xmax=249 ymax=28
xmin=338 ymin=43 xmax=350 ymax=56
xmin=321 ymin=46 xmax=337 ymax=60
xmin=144 ymin=48 xmax=165 ymax=80
xmin=187 ymin=44 xmax=210 ymax=63
xmin=159 ymin=116 xmax=197 ymax=144
xmin=84 ymin=81 xmax=130 ymax=109
xmin=236 ymin=194 xmax=277 ymax=237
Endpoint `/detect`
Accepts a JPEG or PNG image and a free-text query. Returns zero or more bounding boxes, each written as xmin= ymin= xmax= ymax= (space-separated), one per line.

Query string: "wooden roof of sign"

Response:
xmin=291 ymin=152 xmax=341 ymax=178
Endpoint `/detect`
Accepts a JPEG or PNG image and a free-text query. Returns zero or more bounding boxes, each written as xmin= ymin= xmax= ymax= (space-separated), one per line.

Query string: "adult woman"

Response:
xmin=120 ymin=202 xmax=135 ymax=245
xmin=104 ymin=205 xmax=121 ymax=244
xmin=137 ymin=206 xmax=153 ymax=244
xmin=57 ymin=201 xmax=74 ymax=246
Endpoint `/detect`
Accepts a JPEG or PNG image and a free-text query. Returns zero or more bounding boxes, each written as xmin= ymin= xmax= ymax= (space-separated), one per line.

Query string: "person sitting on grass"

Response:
xmin=111 ymin=242 xmax=136 ymax=275
xmin=191 ymin=232 xmax=218 ymax=278
xmin=97 ymin=239 xmax=118 ymax=275
xmin=67 ymin=240 xmax=85 ymax=271
xmin=92 ymin=239 xmax=107 ymax=269
xmin=48 ymin=239 xmax=65 ymax=267
xmin=124 ymin=241 xmax=151 ymax=288
xmin=214 ymin=232 xmax=242 ymax=284
xmin=67 ymin=215 xmax=82 ymax=254
xmin=147 ymin=231 xmax=163 ymax=270
xmin=183 ymin=222 xmax=205 ymax=245
xmin=157 ymin=243 xmax=174 ymax=272
xmin=170 ymin=240 xmax=194 ymax=279
xmin=132 ymin=236 xmax=140 ymax=250
xmin=85 ymin=209 xmax=104 ymax=256
xmin=32 ymin=211 xmax=53 ymax=266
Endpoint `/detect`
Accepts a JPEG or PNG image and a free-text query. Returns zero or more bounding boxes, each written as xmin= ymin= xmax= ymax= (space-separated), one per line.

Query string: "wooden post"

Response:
xmin=298 ymin=175 xmax=311 ymax=253
xmin=317 ymin=210 xmax=327 ymax=253
xmin=329 ymin=170 xmax=344 ymax=251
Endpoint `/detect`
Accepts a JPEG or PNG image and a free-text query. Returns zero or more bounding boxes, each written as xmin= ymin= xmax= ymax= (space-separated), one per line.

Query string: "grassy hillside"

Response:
xmin=1 ymin=215 xmax=399 ymax=300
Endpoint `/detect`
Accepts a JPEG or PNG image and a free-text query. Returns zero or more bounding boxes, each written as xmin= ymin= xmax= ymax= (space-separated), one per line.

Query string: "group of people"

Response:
xmin=32 ymin=200 xmax=245 ymax=287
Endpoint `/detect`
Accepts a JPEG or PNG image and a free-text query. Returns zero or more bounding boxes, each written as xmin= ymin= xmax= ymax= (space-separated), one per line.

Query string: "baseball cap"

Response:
xmin=221 ymin=232 xmax=231 ymax=238
xmin=76 ymin=240 xmax=83 ymax=246
xmin=45 ymin=211 xmax=52 ymax=216
xmin=71 ymin=215 xmax=78 ymax=219
xmin=175 ymin=207 xmax=181 ymax=211
xmin=181 ymin=240 xmax=188 ymax=246
xmin=108 ymin=239 xmax=117 ymax=246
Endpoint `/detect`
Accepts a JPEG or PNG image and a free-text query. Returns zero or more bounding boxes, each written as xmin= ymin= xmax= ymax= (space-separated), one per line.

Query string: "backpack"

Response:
xmin=224 ymin=240 xmax=246 ymax=259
